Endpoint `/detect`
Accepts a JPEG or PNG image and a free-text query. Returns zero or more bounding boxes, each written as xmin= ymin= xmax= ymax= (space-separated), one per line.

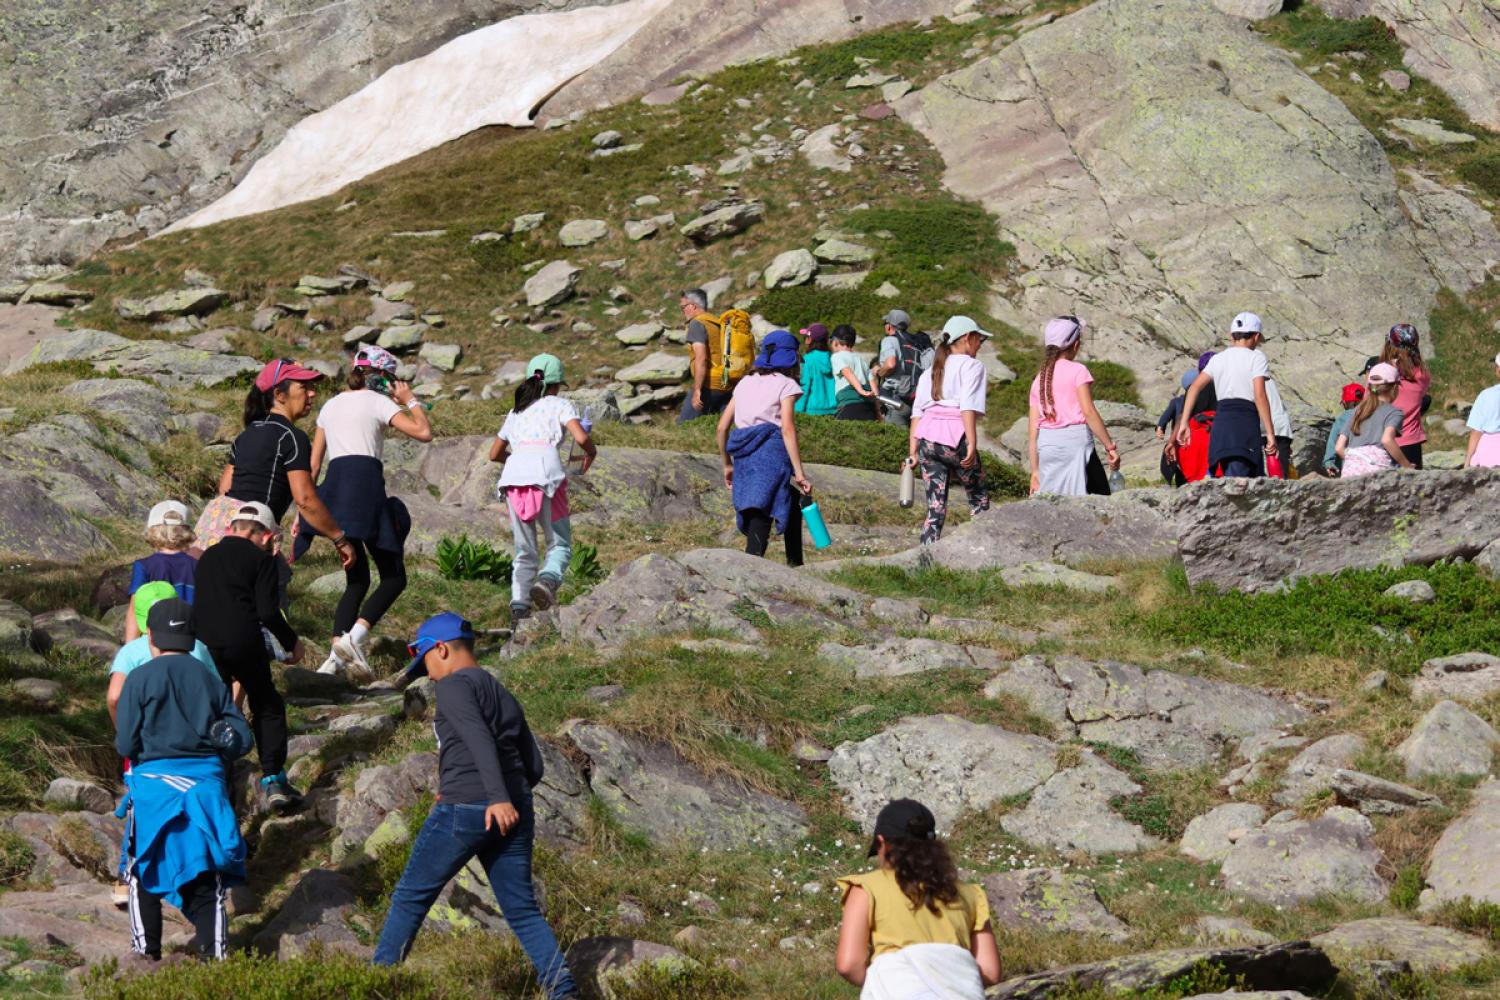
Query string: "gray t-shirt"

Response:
xmin=878 ymin=334 xmax=901 ymax=366
xmin=685 ymin=319 xmax=708 ymax=346
xmin=1344 ymin=403 xmax=1403 ymax=449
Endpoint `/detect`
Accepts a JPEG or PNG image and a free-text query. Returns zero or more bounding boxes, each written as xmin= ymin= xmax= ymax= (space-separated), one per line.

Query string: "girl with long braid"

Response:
xmin=1027 ymin=316 xmax=1119 ymax=495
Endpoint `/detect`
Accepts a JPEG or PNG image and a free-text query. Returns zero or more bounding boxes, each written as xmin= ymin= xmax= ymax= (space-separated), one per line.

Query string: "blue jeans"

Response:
xmin=372 ymin=797 xmax=575 ymax=997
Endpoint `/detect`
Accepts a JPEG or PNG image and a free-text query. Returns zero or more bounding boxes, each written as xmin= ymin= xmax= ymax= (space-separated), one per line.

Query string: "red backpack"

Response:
xmin=1179 ymin=410 xmax=1215 ymax=483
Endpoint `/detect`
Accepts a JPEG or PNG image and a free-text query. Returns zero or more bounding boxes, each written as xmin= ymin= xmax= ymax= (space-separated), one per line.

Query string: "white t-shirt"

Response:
xmin=317 ymin=389 xmax=403 ymax=462
xmin=911 ymin=354 xmax=988 ymax=418
xmin=497 ymin=395 xmax=579 ymax=494
xmin=1264 ymin=379 xmax=1293 ymax=437
xmin=1203 ymin=346 xmax=1270 ymax=403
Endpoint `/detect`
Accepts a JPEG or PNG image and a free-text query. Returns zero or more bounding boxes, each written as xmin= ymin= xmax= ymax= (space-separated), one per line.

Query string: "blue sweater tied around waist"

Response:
xmin=117 ymin=756 xmax=246 ymax=908
xmin=727 ymin=423 xmax=795 ymax=536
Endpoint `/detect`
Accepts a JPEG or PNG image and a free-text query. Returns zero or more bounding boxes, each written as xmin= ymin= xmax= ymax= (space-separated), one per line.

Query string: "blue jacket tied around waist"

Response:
xmin=295 ymin=455 xmax=411 ymax=554
xmin=727 ymin=423 xmax=795 ymax=536
xmin=117 ymin=756 xmax=246 ymax=908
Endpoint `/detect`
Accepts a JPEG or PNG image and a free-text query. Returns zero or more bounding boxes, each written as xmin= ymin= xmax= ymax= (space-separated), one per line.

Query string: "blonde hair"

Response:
xmin=146 ymin=523 xmax=195 ymax=551
xmin=1349 ymin=383 xmax=1398 ymax=437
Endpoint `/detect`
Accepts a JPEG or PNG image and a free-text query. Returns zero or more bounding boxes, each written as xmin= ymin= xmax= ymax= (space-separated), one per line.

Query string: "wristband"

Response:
xmin=406 ymin=399 xmax=423 ymax=411
xmin=331 ymin=533 xmax=348 ymax=546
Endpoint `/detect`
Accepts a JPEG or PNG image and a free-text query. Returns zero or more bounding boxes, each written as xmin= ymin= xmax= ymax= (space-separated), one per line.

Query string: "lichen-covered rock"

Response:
xmin=1217 ymin=807 xmax=1389 ymax=906
xmin=251 ymin=870 xmax=370 ymax=960
xmin=818 ymin=637 xmax=1003 ymax=678
xmin=1423 ymin=778 xmax=1500 ymax=909
xmin=1276 ymin=734 xmax=1364 ymax=806
xmin=1312 ymin=917 xmax=1492 ymax=974
xmin=1180 ymin=803 xmax=1265 ymax=862
xmin=1412 ymin=652 xmax=1500 ymax=703
xmin=1330 ymin=768 xmax=1442 ymax=815
xmin=524 ymin=260 xmax=583 ymax=308
xmin=566 ymin=937 xmax=696 ymax=1000
xmin=563 ymin=720 xmax=807 ymax=849
xmin=1175 ymin=471 xmax=1500 ymax=593
xmin=115 ymin=288 xmax=228 ymax=321
xmin=5 ymin=328 xmax=258 ymax=388
xmin=679 ymin=201 xmax=764 ymax=244
xmin=991 ymin=941 xmax=1336 ymax=999
xmin=898 ymin=0 xmax=1443 ymax=409
xmin=983 ymin=869 xmax=1130 ymax=940
xmin=1396 ymin=700 xmax=1499 ymax=779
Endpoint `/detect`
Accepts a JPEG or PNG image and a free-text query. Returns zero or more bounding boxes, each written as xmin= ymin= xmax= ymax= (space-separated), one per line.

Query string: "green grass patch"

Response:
xmin=1264 ymin=8 xmax=1402 ymax=63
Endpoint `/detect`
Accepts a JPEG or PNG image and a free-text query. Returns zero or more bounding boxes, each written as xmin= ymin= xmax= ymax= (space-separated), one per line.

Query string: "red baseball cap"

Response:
xmin=254 ymin=358 xmax=326 ymax=392
xmin=1341 ymin=382 xmax=1366 ymax=404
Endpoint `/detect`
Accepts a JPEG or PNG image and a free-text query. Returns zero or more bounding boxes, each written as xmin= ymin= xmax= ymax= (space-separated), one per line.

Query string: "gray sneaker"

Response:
xmin=259 ymin=772 xmax=301 ymax=814
xmin=529 ymin=576 xmax=560 ymax=611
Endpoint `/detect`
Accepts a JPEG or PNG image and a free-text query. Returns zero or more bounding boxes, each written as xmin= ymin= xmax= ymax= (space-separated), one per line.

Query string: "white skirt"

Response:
xmin=1036 ymin=423 xmax=1094 ymax=496
xmin=861 ymin=943 xmax=986 ymax=1000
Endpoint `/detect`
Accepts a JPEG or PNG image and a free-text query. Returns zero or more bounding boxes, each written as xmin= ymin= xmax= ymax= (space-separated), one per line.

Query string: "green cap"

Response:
xmin=134 ymin=581 xmax=179 ymax=633
xmin=525 ymin=353 xmax=566 ymax=386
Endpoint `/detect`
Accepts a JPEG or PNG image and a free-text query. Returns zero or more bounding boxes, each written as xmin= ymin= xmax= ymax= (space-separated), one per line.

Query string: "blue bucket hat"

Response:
xmin=755 ymin=329 xmax=800 ymax=370
xmin=406 ymin=611 xmax=476 ymax=677
xmin=1181 ymin=368 xmax=1198 ymax=391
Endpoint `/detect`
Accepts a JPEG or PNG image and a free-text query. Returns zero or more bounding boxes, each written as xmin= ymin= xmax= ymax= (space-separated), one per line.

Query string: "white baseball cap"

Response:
xmin=230 ymin=501 xmax=279 ymax=533
xmin=1230 ymin=312 xmax=1263 ymax=336
xmin=941 ymin=315 xmax=992 ymax=344
xmin=146 ymin=500 xmax=190 ymax=529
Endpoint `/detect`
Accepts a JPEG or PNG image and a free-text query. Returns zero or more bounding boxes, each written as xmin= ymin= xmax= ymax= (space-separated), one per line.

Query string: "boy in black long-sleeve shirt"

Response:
xmin=193 ymin=501 xmax=303 ymax=813
xmin=370 ymin=612 xmax=577 ymax=999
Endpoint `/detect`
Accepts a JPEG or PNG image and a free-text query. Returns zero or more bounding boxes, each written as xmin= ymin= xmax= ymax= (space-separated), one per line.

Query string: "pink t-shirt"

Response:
xmin=1029 ymin=358 xmax=1094 ymax=429
xmin=733 ymin=373 xmax=802 ymax=429
xmin=1393 ymin=366 xmax=1430 ymax=446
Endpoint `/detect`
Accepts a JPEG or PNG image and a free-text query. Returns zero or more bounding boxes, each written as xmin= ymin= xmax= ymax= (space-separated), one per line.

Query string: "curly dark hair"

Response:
xmin=885 ymin=834 xmax=962 ymax=916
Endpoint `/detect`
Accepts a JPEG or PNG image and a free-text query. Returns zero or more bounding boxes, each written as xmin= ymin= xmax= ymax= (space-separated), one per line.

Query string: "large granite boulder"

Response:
xmin=1174 ymin=470 xmax=1500 ymax=592
xmin=1217 ymin=807 xmax=1389 ymax=906
xmin=562 ymin=720 xmax=808 ymax=849
xmin=991 ymin=941 xmax=1337 ymax=1000
xmin=0 ymin=886 xmax=187 ymax=964
xmin=1396 ymin=700 xmax=1499 ymax=779
xmin=0 ymin=415 xmax=162 ymax=522
xmin=983 ymin=869 xmax=1130 ymax=940
xmin=1412 ymin=652 xmax=1500 ymax=703
xmin=828 ymin=714 xmax=1159 ymax=853
xmin=5 ymin=328 xmax=258 ymax=388
xmin=1315 ymin=0 xmax=1500 ymax=132
xmin=251 ymin=869 xmax=369 ymax=960
xmin=984 ymin=655 xmax=1305 ymax=770
xmin=1275 ymin=733 xmax=1365 ymax=807
xmin=1312 ymin=917 xmax=1491 ymax=974
xmin=1422 ymin=778 xmax=1500 ymax=910
xmin=58 ymin=379 xmax=173 ymax=446
xmin=897 ymin=0 xmax=1443 ymax=409
xmin=885 ymin=491 xmax=1178 ymax=572
xmin=0 ymin=470 xmax=107 ymax=561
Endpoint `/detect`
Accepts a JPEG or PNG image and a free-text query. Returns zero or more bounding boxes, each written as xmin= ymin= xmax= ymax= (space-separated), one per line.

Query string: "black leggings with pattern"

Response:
xmin=918 ymin=437 xmax=990 ymax=544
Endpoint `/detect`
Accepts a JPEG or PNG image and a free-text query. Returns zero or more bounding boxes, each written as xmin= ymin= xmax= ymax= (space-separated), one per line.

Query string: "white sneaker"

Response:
xmin=332 ymin=633 xmax=371 ymax=676
xmin=316 ymin=651 xmax=345 ymax=676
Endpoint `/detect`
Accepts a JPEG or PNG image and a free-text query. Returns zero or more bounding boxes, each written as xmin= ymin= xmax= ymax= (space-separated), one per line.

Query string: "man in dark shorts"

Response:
xmin=193 ymin=501 xmax=304 ymax=813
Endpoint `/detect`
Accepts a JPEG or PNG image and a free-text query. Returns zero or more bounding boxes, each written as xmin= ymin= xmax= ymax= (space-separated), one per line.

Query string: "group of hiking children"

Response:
xmin=98 ymin=295 xmax=1500 ymax=994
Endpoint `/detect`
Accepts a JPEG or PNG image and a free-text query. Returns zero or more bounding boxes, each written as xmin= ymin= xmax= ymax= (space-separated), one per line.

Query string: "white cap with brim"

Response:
xmin=941 ymin=315 xmax=992 ymax=344
xmin=147 ymin=500 xmax=190 ymax=529
xmin=1230 ymin=312 xmax=1263 ymax=336
xmin=230 ymin=501 xmax=279 ymax=533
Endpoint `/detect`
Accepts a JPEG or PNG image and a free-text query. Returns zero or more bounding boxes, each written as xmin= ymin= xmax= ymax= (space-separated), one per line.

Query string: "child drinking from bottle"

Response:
xmin=489 ymin=354 xmax=595 ymax=621
xmin=717 ymin=330 xmax=814 ymax=566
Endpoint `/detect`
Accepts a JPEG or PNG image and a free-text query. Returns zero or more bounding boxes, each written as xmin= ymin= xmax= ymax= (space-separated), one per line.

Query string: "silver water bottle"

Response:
xmin=899 ymin=459 xmax=916 ymax=508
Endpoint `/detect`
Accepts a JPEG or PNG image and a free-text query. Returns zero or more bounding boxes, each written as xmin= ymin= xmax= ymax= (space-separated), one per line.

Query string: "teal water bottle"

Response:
xmin=800 ymin=493 xmax=832 ymax=549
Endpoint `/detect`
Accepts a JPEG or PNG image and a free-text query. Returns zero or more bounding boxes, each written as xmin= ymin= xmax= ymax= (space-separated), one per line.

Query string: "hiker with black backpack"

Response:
xmin=677 ymin=288 xmax=756 ymax=423
xmin=875 ymin=309 xmax=934 ymax=427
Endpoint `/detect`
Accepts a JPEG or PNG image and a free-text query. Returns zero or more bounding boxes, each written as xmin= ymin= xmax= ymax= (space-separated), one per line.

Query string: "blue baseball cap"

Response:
xmin=755 ymin=329 xmax=800 ymax=370
xmin=406 ymin=612 xmax=476 ymax=677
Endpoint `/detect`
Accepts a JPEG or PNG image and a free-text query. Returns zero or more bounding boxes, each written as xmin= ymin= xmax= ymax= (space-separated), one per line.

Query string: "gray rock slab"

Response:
xmin=251 ymin=869 xmax=369 ymax=960
xmin=1423 ymin=778 xmax=1500 ymax=909
xmin=679 ymin=201 xmax=764 ymax=244
xmin=763 ymin=248 xmax=817 ymax=289
xmin=1002 ymin=753 xmax=1162 ymax=854
xmin=564 ymin=720 xmax=807 ymax=849
xmin=43 ymin=777 xmax=114 ymax=815
xmin=0 ymin=471 xmax=107 ymax=561
xmin=983 ymin=868 xmax=1129 ymax=940
xmin=1397 ymin=700 xmax=1498 ymax=779
xmin=1180 ymin=803 xmax=1266 ymax=862
xmin=1276 ymin=734 xmax=1365 ymax=806
xmin=1330 ymin=768 xmax=1442 ymax=816
xmin=1312 ymin=917 xmax=1491 ymax=974
xmin=1194 ymin=915 xmax=1277 ymax=948
xmin=559 ymin=219 xmax=608 ymax=247
xmin=1217 ymin=807 xmax=1389 ymax=906
xmin=116 ymin=288 xmax=229 ymax=321
xmin=818 ymin=637 xmax=1003 ymax=678
xmin=524 ymin=260 xmax=582 ymax=308
xmin=1399 ymin=170 xmax=1500 ymax=295
xmin=991 ymin=941 xmax=1336 ymax=999
xmin=1412 ymin=652 xmax=1500 ymax=703
xmin=0 ymin=886 xmax=186 ymax=964
xmin=999 ymin=561 xmax=1117 ymax=592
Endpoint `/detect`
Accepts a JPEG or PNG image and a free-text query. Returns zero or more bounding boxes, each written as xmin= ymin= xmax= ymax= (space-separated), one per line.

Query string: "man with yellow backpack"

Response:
xmin=677 ymin=288 xmax=757 ymax=423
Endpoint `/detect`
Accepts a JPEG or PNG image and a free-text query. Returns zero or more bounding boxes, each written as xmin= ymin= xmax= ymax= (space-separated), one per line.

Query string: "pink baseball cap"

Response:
xmin=254 ymin=357 xmax=326 ymax=392
xmin=1366 ymin=362 xmax=1400 ymax=386
xmin=1043 ymin=315 xmax=1084 ymax=349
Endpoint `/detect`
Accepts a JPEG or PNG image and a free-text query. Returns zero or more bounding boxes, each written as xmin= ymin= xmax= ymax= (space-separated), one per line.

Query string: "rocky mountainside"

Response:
xmin=0 ymin=0 xmax=626 ymax=276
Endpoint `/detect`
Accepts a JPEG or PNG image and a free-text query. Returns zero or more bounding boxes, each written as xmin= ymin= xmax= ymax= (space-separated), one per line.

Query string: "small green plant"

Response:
xmin=0 ymin=827 xmax=36 ymax=885
xmin=436 ymin=534 xmax=513 ymax=586
xmin=569 ymin=542 xmax=607 ymax=584
xmin=1390 ymin=863 xmax=1425 ymax=911
xmin=1436 ymin=897 xmax=1500 ymax=941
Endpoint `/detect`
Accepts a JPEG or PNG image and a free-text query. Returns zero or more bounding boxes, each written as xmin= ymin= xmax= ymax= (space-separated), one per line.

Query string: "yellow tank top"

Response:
xmin=837 ymin=868 xmax=992 ymax=958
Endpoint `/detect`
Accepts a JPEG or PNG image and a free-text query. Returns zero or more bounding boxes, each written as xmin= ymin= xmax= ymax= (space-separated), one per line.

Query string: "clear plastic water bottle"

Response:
xmin=1108 ymin=468 xmax=1126 ymax=494
xmin=899 ymin=459 xmax=915 ymax=508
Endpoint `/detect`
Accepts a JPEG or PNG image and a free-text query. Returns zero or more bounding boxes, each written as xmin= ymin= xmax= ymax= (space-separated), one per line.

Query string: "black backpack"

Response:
xmin=882 ymin=329 xmax=934 ymax=404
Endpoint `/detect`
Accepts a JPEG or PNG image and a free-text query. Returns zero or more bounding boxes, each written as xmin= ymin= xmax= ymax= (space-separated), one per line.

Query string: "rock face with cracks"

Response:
xmin=1217 ymin=807 xmax=1390 ymax=906
xmin=896 ymin=0 xmax=1443 ymax=408
xmin=1423 ymin=778 xmax=1500 ymax=910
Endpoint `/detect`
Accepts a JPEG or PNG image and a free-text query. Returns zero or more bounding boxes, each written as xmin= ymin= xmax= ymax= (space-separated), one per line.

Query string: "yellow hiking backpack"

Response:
xmin=697 ymin=309 xmax=756 ymax=391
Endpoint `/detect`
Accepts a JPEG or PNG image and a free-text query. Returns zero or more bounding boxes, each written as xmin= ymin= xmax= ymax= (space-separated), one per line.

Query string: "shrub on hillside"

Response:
xmin=0 ymin=827 xmax=35 ymax=885
xmin=436 ymin=535 xmax=513 ymax=586
xmin=82 ymin=953 xmax=445 ymax=1000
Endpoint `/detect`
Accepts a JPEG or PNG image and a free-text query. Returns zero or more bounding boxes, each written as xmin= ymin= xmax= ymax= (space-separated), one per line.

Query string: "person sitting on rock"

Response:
xmin=1321 ymin=382 xmax=1365 ymax=477
xmin=1337 ymin=363 xmax=1416 ymax=477
xmin=831 ymin=325 xmax=880 ymax=421
xmin=115 ymin=598 xmax=251 ymax=966
xmin=372 ymin=613 xmax=579 ymax=999
xmin=193 ymin=501 xmax=304 ymax=814
xmin=835 ymin=799 xmax=1001 ymax=999
xmin=490 ymin=354 xmax=595 ymax=624
xmin=717 ymin=329 xmax=814 ymax=566
xmin=294 ymin=344 xmax=432 ymax=679
xmin=1027 ymin=315 xmax=1120 ymax=496
xmin=1381 ymin=323 xmax=1432 ymax=469
xmin=1176 ymin=312 xmax=1277 ymax=479
xmin=1465 ymin=353 xmax=1500 ymax=468
xmin=124 ymin=501 xmax=198 ymax=643
xmin=910 ymin=317 xmax=993 ymax=544
xmin=795 ymin=323 xmax=839 ymax=417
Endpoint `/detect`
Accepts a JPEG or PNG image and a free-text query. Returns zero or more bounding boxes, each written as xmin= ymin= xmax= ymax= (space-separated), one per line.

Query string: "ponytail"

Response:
xmin=885 ymin=835 xmax=961 ymax=917
xmin=1349 ymin=383 xmax=1396 ymax=436
xmin=513 ymin=371 xmax=547 ymax=413
xmin=1379 ymin=341 xmax=1423 ymax=382
xmin=1037 ymin=346 xmax=1067 ymax=422
xmin=243 ymin=386 xmax=274 ymax=427
xmin=930 ymin=340 xmax=953 ymax=403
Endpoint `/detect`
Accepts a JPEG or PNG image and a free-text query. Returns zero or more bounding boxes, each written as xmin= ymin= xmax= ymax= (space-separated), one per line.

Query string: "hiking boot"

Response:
xmin=259 ymin=772 xmax=302 ymax=814
xmin=332 ymin=632 xmax=371 ymax=676
xmin=510 ymin=603 xmax=532 ymax=626
xmin=529 ymin=576 xmax=560 ymax=611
